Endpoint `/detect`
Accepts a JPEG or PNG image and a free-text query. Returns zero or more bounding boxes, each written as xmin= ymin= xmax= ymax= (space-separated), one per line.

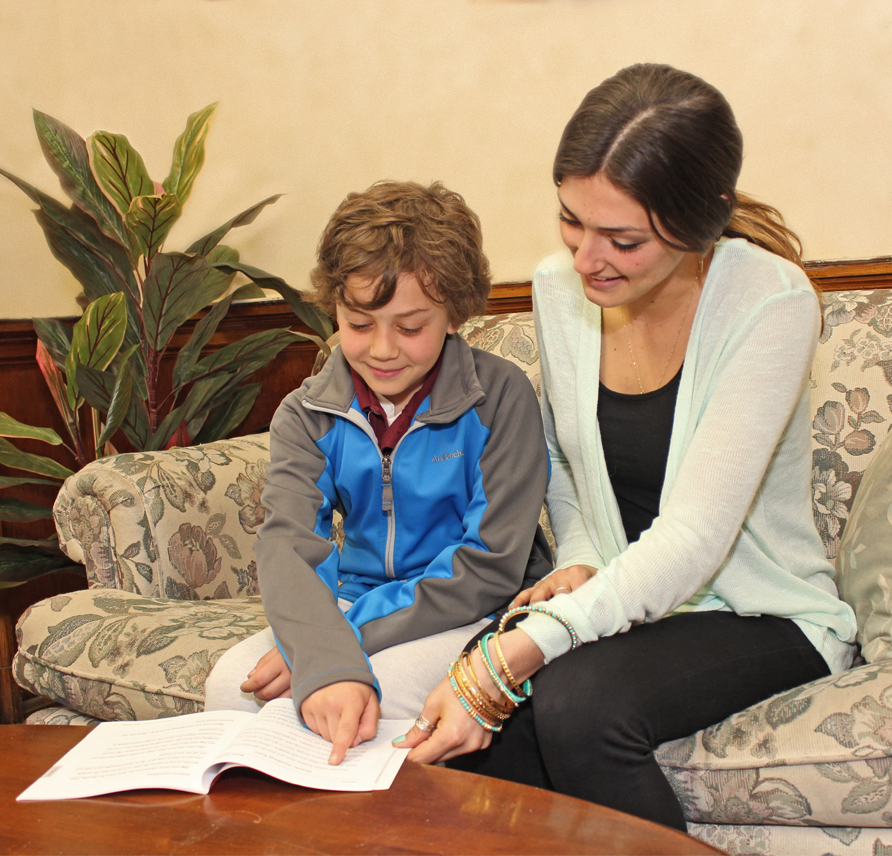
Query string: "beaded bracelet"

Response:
xmin=498 ymin=604 xmax=581 ymax=649
xmin=454 ymin=654 xmax=512 ymax=723
xmin=477 ymin=637 xmax=517 ymax=701
xmin=492 ymin=632 xmax=522 ymax=692
xmin=461 ymin=651 xmax=515 ymax=718
xmin=449 ymin=669 xmax=502 ymax=732
xmin=479 ymin=634 xmax=531 ymax=704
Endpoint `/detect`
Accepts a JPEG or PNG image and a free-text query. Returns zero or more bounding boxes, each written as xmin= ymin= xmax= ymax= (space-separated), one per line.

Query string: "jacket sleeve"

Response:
xmin=255 ymin=392 xmax=377 ymax=719
xmin=355 ymin=358 xmax=552 ymax=655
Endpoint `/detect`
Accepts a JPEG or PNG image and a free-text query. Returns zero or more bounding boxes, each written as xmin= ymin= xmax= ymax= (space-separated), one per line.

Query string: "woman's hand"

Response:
xmin=241 ymin=645 xmax=292 ymax=700
xmin=301 ymin=681 xmax=380 ymax=765
xmin=397 ymin=675 xmax=493 ymax=764
xmin=511 ymin=564 xmax=597 ymax=607
xmin=396 ymin=629 xmax=546 ymax=764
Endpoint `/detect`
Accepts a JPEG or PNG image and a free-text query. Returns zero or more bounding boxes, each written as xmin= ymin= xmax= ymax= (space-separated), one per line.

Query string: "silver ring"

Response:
xmin=414 ymin=714 xmax=436 ymax=733
xmin=554 ymin=587 xmax=571 ymax=595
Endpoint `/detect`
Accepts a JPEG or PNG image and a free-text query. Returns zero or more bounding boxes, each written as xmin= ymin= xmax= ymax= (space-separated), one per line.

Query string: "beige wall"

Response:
xmin=0 ymin=0 xmax=890 ymax=319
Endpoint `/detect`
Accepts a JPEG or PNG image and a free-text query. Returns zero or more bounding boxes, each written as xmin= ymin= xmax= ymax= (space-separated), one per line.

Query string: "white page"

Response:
xmin=18 ymin=701 xmax=414 ymax=801
xmin=18 ymin=710 xmax=254 ymax=800
xmin=212 ymin=700 xmax=413 ymax=791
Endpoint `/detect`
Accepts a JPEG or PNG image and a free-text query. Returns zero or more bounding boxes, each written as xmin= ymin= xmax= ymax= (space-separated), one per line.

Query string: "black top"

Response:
xmin=597 ymin=368 xmax=682 ymax=545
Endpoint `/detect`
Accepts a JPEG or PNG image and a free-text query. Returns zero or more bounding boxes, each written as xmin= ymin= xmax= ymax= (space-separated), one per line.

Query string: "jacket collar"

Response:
xmin=301 ymin=333 xmax=485 ymax=424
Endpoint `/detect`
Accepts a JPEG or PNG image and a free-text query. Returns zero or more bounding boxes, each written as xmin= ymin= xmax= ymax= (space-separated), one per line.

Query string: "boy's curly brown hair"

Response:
xmin=310 ymin=181 xmax=491 ymax=327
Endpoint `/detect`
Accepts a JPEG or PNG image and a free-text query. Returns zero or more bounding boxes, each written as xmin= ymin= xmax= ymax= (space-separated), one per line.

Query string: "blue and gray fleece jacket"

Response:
xmin=255 ymin=333 xmax=552 ymax=715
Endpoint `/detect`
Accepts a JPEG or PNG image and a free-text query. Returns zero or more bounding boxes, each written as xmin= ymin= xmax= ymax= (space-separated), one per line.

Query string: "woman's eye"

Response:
xmin=558 ymin=212 xmax=580 ymax=227
xmin=612 ymin=240 xmax=643 ymax=253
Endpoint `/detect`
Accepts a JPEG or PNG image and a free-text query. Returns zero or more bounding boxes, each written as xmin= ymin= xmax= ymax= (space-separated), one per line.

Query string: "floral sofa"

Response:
xmin=15 ymin=291 xmax=892 ymax=855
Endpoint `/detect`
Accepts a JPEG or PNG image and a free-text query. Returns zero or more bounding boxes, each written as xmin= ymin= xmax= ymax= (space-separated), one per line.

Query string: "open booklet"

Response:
xmin=18 ymin=699 xmax=414 ymax=801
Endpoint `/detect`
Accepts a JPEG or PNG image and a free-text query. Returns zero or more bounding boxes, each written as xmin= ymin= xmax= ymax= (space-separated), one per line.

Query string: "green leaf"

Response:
xmin=0 ymin=438 xmax=73 ymax=479
xmin=125 ymin=193 xmax=183 ymax=261
xmin=0 ymin=412 xmax=64 ymax=445
xmin=33 ymin=317 xmax=72 ymax=367
xmin=33 ymin=207 xmax=138 ymax=316
xmin=88 ymin=131 xmax=155 ymax=218
xmin=191 ymin=328 xmax=300 ymax=382
xmin=0 ymin=542 xmax=85 ymax=588
xmin=172 ymin=294 xmax=234 ymax=389
xmin=66 ymin=292 xmax=127 ymax=407
xmin=32 ymin=110 xmax=129 ymax=248
xmin=186 ymin=195 xmax=282 ymax=257
xmin=191 ymin=244 xmax=238 ymax=308
xmin=180 ymin=373 xmax=235 ymax=426
xmin=96 ymin=351 xmax=134 ymax=448
xmin=142 ymin=252 xmax=210 ymax=352
xmin=0 ymin=166 xmax=136 ymax=304
xmin=162 ymin=102 xmax=216 ymax=206
xmin=76 ymin=364 xmax=151 ymax=451
xmin=146 ymin=401 xmax=189 ymax=452
xmin=212 ymin=261 xmax=333 ymax=341
xmin=194 ymin=383 xmax=261 ymax=443
xmin=0 ymin=496 xmax=55 ymax=523
xmin=230 ymin=283 xmax=267 ymax=301
xmin=0 ymin=475 xmax=62 ymax=490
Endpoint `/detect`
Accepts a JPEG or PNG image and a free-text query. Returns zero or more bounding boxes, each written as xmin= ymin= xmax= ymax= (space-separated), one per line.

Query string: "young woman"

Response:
xmin=395 ymin=63 xmax=858 ymax=831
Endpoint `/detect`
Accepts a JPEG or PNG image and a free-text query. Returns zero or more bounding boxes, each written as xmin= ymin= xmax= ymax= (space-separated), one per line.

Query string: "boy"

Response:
xmin=205 ymin=181 xmax=550 ymax=763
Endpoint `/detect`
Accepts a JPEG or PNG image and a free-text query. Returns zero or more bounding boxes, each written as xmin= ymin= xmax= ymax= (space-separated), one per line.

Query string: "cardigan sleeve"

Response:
xmin=522 ymin=280 xmax=823 ymax=660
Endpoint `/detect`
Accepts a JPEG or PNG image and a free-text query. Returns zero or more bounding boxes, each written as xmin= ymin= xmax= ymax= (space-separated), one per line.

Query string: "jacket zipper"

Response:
xmin=301 ymin=398 xmax=423 ymax=581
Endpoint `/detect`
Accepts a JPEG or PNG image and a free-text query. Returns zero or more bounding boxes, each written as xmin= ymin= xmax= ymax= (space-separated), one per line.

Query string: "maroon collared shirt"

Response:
xmin=349 ymin=348 xmax=444 ymax=453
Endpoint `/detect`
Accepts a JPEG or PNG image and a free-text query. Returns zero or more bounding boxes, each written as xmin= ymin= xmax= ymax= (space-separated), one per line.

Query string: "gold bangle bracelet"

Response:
xmin=457 ymin=654 xmax=512 ymax=721
xmin=452 ymin=658 xmax=503 ymax=725
xmin=465 ymin=649 xmax=515 ymax=714
xmin=492 ymin=632 xmax=522 ymax=693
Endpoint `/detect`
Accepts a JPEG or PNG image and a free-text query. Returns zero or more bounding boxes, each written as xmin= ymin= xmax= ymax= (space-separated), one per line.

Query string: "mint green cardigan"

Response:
xmin=521 ymin=238 xmax=857 ymax=674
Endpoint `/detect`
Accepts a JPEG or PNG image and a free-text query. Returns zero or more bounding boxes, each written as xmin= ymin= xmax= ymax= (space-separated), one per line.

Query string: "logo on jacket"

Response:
xmin=431 ymin=450 xmax=464 ymax=463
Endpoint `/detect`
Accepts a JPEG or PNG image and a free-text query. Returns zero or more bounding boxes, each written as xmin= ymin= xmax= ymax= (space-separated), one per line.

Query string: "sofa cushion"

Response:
xmin=687 ymin=823 xmax=892 ymax=856
xmin=837 ymin=430 xmax=892 ymax=663
xmin=14 ymin=590 xmax=268 ymax=720
xmin=656 ymin=659 xmax=892 ymax=826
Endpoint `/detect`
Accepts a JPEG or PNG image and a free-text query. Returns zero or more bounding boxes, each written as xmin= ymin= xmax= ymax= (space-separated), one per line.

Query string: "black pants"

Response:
xmin=447 ymin=611 xmax=830 ymax=831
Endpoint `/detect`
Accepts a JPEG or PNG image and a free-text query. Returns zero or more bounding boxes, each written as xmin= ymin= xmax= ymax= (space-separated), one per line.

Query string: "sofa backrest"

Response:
xmin=53 ymin=290 xmax=892 ymax=598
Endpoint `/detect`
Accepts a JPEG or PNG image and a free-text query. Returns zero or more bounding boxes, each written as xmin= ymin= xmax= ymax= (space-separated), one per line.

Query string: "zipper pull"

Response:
xmin=382 ymin=455 xmax=393 ymax=512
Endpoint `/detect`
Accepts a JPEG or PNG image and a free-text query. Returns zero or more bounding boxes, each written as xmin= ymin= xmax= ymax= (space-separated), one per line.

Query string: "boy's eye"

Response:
xmin=611 ymin=239 xmax=644 ymax=253
xmin=348 ymin=322 xmax=371 ymax=331
xmin=399 ymin=326 xmax=422 ymax=336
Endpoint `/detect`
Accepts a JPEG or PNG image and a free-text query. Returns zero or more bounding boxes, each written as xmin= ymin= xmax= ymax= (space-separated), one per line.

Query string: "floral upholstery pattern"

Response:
xmin=812 ymin=291 xmax=892 ymax=560
xmin=15 ymin=301 xmax=892 ymax=855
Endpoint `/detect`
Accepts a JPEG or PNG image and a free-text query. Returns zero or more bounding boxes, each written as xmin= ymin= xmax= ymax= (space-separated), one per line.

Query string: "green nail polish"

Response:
xmin=392 ymin=734 xmax=406 ymax=745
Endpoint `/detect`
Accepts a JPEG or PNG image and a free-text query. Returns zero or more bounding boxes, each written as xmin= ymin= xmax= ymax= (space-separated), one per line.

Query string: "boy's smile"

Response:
xmin=336 ymin=272 xmax=458 ymax=411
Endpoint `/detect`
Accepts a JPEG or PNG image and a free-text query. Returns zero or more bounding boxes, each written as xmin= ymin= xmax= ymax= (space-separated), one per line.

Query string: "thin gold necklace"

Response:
xmin=622 ymin=256 xmax=702 ymax=394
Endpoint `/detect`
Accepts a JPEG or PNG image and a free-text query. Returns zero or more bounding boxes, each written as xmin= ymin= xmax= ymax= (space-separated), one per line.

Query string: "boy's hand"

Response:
xmin=241 ymin=646 xmax=293 ymax=700
xmin=510 ymin=564 xmax=597 ymax=607
xmin=301 ymin=682 xmax=380 ymax=765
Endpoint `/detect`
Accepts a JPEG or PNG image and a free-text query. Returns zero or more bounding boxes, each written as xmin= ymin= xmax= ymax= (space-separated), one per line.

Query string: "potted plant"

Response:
xmin=0 ymin=104 xmax=332 ymax=586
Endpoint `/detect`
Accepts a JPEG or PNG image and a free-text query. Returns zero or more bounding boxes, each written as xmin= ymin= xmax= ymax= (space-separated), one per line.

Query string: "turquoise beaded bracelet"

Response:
xmin=498 ymin=604 xmax=581 ymax=649
xmin=449 ymin=673 xmax=502 ymax=732
xmin=479 ymin=634 xmax=531 ymax=704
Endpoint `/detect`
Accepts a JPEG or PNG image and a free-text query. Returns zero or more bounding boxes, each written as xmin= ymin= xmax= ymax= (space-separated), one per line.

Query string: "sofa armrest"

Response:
xmin=53 ymin=434 xmax=270 ymax=598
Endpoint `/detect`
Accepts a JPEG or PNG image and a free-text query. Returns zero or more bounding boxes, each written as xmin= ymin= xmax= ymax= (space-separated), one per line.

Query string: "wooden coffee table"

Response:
xmin=2 ymin=726 xmax=723 ymax=855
